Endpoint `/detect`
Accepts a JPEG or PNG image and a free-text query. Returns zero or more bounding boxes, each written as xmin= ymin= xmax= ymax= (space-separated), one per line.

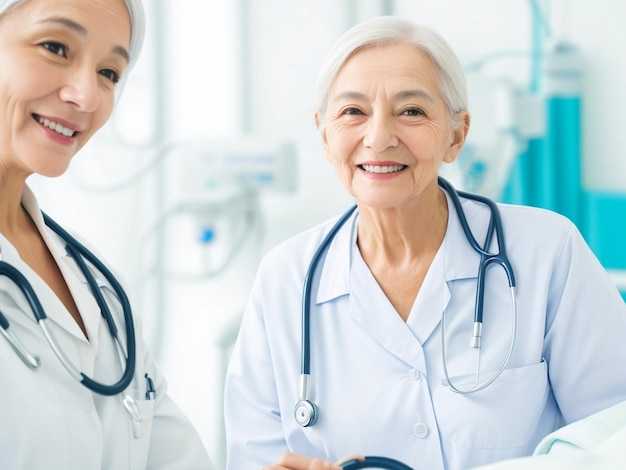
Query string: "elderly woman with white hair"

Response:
xmin=0 ymin=0 xmax=214 ymax=468
xmin=224 ymin=15 xmax=626 ymax=470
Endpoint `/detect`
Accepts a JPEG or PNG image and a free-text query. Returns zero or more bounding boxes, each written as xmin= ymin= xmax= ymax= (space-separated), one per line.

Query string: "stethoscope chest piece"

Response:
xmin=294 ymin=399 xmax=317 ymax=427
xmin=295 ymin=177 xmax=518 ymax=424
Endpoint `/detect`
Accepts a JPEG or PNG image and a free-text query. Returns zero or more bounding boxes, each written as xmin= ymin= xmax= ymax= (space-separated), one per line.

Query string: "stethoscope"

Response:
xmin=0 ymin=212 xmax=136 ymax=397
xmin=294 ymin=177 xmax=517 ymax=434
xmin=341 ymin=456 xmax=413 ymax=469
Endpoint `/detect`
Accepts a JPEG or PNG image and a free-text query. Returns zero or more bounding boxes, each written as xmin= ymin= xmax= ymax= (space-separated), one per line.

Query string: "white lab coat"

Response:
xmin=224 ymin=190 xmax=626 ymax=470
xmin=473 ymin=400 xmax=626 ymax=469
xmin=0 ymin=186 xmax=214 ymax=470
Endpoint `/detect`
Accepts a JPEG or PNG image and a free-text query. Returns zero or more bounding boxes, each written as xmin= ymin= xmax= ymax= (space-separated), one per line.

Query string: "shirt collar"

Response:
xmin=315 ymin=208 xmax=358 ymax=304
xmin=10 ymin=185 xmax=105 ymax=340
xmin=314 ymin=187 xmax=491 ymax=305
xmin=441 ymin=188 xmax=487 ymax=282
xmin=20 ymin=185 xmax=67 ymax=256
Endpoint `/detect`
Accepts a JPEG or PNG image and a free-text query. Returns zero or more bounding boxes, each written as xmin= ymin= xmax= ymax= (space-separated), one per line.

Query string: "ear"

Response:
xmin=314 ymin=110 xmax=321 ymax=131
xmin=443 ymin=111 xmax=470 ymax=164
xmin=314 ymin=110 xmax=331 ymax=161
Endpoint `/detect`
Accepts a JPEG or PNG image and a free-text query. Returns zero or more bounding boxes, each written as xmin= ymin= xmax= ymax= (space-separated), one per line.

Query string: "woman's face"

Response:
xmin=318 ymin=42 xmax=469 ymax=211
xmin=0 ymin=0 xmax=131 ymax=177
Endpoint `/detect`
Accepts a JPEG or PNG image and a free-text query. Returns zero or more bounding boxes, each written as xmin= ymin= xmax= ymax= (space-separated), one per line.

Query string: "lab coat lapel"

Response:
xmin=349 ymin=250 xmax=427 ymax=369
xmin=0 ymin=234 xmax=40 ymax=324
xmin=405 ymin=244 xmax=449 ymax=346
xmin=314 ymin=210 xmax=429 ymax=368
xmin=0 ymin=230 xmax=88 ymax=339
xmin=312 ymin=197 xmax=486 ymax=367
xmin=441 ymin=190 xmax=487 ymax=283
xmin=404 ymin=191 xmax=486 ymax=349
xmin=17 ymin=187 xmax=101 ymax=343
xmin=53 ymin=242 xmax=104 ymax=345
xmin=315 ymin=210 xmax=357 ymax=303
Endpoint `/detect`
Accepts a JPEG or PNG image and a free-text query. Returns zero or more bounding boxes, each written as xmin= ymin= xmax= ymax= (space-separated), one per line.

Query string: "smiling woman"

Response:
xmin=0 ymin=0 xmax=131 ymax=177
xmin=0 ymin=0 xmax=214 ymax=468
xmin=319 ymin=41 xmax=468 ymax=227
xmin=224 ymin=15 xmax=626 ymax=470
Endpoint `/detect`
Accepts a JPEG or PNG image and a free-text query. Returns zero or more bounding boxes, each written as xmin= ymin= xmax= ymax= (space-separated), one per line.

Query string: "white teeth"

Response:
xmin=37 ymin=116 xmax=76 ymax=137
xmin=361 ymin=164 xmax=406 ymax=174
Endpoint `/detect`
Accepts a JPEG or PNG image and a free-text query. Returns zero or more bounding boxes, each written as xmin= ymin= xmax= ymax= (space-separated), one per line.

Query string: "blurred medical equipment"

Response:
xmin=171 ymin=137 xmax=297 ymax=195
xmin=149 ymin=137 xmax=297 ymax=279
xmin=140 ymin=136 xmax=297 ymax=316
xmin=458 ymin=0 xmax=626 ymax=314
xmin=294 ymin=177 xmax=517 ymax=428
xmin=450 ymin=75 xmax=545 ymax=199
xmin=0 ymin=213 xmax=136 ymax=396
xmin=145 ymin=137 xmax=297 ymax=467
xmin=500 ymin=40 xmax=583 ymax=226
xmin=341 ymin=456 xmax=413 ymax=469
xmin=457 ymin=1 xmax=584 ymax=227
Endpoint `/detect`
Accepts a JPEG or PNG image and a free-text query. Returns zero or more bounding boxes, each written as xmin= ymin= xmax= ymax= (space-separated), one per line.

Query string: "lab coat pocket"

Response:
xmin=129 ymin=398 xmax=155 ymax=469
xmin=436 ymin=361 xmax=548 ymax=448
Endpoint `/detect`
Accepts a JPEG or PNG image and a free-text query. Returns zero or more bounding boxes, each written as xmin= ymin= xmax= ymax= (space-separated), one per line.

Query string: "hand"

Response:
xmin=262 ymin=452 xmax=365 ymax=470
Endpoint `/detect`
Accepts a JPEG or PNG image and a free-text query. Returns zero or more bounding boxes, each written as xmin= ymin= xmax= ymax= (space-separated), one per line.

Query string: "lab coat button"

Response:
xmin=413 ymin=422 xmax=429 ymax=438
xmin=409 ymin=369 xmax=422 ymax=380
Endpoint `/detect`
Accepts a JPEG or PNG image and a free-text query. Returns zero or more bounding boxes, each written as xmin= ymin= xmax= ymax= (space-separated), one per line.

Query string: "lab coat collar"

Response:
xmin=314 ymin=189 xmax=486 ymax=304
xmin=0 ymin=186 xmax=103 ymax=343
xmin=441 ymin=188 xmax=485 ymax=283
xmin=312 ymin=191 xmax=487 ymax=365
xmin=314 ymin=208 xmax=358 ymax=304
xmin=403 ymin=190 xmax=485 ymax=347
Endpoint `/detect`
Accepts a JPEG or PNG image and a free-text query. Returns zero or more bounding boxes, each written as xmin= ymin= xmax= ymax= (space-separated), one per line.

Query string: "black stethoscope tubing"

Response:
xmin=341 ymin=456 xmax=414 ymax=469
xmin=296 ymin=177 xmax=517 ymax=429
xmin=437 ymin=177 xmax=516 ymax=323
xmin=0 ymin=212 xmax=136 ymax=396
xmin=301 ymin=204 xmax=357 ymax=376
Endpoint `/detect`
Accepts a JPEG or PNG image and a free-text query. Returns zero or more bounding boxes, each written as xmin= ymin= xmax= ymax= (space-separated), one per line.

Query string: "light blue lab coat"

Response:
xmin=224 ymin=191 xmax=626 ymax=470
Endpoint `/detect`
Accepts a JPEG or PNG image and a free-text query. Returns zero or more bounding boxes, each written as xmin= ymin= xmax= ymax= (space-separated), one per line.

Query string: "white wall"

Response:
xmin=28 ymin=1 xmax=626 ymax=468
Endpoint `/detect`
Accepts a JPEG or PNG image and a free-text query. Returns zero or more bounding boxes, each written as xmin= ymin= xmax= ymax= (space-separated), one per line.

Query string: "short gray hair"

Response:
xmin=315 ymin=16 xmax=468 ymax=131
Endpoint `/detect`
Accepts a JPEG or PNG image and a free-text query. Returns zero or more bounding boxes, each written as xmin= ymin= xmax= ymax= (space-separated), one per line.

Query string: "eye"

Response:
xmin=402 ymin=107 xmax=426 ymax=117
xmin=99 ymin=69 xmax=120 ymax=84
xmin=342 ymin=107 xmax=364 ymax=116
xmin=42 ymin=41 xmax=67 ymax=57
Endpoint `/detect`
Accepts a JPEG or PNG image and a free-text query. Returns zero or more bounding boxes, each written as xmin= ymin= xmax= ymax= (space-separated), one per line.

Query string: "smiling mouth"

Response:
xmin=359 ymin=164 xmax=407 ymax=174
xmin=33 ymin=114 xmax=77 ymax=137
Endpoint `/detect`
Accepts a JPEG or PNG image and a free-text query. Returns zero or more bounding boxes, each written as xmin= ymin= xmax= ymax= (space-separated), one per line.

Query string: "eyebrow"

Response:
xmin=332 ymin=89 xmax=435 ymax=103
xmin=39 ymin=17 xmax=130 ymax=63
xmin=394 ymin=89 xmax=435 ymax=103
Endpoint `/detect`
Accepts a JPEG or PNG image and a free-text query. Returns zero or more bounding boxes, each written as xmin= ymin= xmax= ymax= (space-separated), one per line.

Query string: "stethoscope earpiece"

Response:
xmin=294 ymin=399 xmax=318 ymax=427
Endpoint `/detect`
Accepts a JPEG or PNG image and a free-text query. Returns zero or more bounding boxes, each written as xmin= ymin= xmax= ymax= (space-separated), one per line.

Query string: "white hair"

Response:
xmin=315 ymin=16 xmax=468 ymax=131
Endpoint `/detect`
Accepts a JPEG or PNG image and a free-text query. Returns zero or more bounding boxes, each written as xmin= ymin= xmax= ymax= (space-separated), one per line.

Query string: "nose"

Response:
xmin=58 ymin=66 xmax=100 ymax=112
xmin=363 ymin=115 xmax=398 ymax=152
